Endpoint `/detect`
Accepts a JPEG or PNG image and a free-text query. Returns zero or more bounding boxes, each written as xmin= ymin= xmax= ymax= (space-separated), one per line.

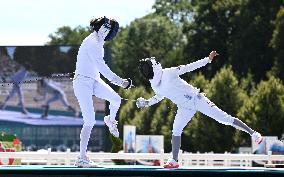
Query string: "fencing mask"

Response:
xmin=139 ymin=57 xmax=162 ymax=84
xmin=90 ymin=16 xmax=119 ymax=41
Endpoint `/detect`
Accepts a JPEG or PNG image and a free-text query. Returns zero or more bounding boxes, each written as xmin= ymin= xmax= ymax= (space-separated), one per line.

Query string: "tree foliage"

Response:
xmin=47 ymin=26 xmax=90 ymax=45
xmin=270 ymin=6 xmax=284 ymax=80
xmin=111 ymin=14 xmax=184 ymax=86
xmin=238 ymin=76 xmax=284 ymax=138
xmin=153 ymin=0 xmax=193 ymax=22
xmin=229 ymin=0 xmax=284 ymax=81
xmin=13 ymin=46 xmax=77 ymax=76
xmin=161 ymin=0 xmax=284 ymax=81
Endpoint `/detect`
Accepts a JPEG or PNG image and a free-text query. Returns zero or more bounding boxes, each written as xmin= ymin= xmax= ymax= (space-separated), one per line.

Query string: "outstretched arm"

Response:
xmin=136 ymin=94 xmax=164 ymax=108
xmin=174 ymin=51 xmax=219 ymax=76
xmin=148 ymin=94 xmax=164 ymax=106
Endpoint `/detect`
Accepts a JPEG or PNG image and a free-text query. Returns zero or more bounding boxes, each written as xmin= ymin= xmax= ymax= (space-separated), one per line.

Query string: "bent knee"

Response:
xmin=111 ymin=95 xmax=122 ymax=106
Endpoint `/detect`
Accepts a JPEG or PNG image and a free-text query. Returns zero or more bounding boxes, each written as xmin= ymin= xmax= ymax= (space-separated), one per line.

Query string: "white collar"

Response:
xmin=93 ymin=31 xmax=104 ymax=43
xmin=149 ymin=59 xmax=163 ymax=85
xmin=150 ymin=70 xmax=163 ymax=86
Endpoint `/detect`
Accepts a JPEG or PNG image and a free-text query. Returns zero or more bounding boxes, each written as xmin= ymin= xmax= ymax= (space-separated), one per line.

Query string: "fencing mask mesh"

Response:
xmin=90 ymin=16 xmax=119 ymax=41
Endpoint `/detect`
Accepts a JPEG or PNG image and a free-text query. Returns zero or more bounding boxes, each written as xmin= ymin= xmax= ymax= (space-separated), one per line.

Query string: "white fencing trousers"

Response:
xmin=73 ymin=75 xmax=121 ymax=126
xmin=172 ymin=93 xmax=235 ymax=136
xmin=172 ymin=108 xmax=196 ymax=136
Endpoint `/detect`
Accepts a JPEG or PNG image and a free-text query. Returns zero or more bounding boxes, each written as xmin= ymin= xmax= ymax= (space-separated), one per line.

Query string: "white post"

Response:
xmin=184 ymin=152 xmax=189 ymax=166
xmin=47 ymin=148 xmax=51 ymax=165
xmin=189 ymin=152 xmax=193 ymax=165
xmin=160 ymin=149 xmax=164 ymax=167
xmin=178 ymin=150 xmax=183 ymax=166
xmin=267 ymin=151 xmax=272 ymax=165
xmin=207 ymin=152 xmax=212 ymax=166
xmin=239 ymin=152 xmax=243 ymax=167
xmin=65 ymin=148 xmax=71 ymax=165
xmin=205 ymin=152 xmax=208 ymax=166
xmin=224 ymin=152 xmax=228 ymax=166
xmin=196 ymin=151 xmax=200 ymax=166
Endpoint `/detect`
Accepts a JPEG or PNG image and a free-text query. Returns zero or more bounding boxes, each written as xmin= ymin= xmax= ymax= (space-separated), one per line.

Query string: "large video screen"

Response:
xmin=0 ymin=46 xmax=108 ymax=152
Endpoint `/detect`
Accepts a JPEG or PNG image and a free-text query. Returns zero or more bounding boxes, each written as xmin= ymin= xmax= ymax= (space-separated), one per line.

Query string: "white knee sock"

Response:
xmin=80 ymin=125 xmax=93 ymax=158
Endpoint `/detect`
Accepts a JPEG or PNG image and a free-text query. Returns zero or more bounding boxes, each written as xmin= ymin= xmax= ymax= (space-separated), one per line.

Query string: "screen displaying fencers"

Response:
xmin=0 ymin=46 xmax=109 ymax=152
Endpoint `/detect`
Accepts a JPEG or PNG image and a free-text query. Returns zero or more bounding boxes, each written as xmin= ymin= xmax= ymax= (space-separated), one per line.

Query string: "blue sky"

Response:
xmin=0 ymin=0 xmax=155 ymax=45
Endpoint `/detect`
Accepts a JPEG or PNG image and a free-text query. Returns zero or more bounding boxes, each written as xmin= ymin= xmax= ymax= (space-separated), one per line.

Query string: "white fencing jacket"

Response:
xmin=75 ymin=32 xmax=124 ymax=86
xmin=148 ymin=57 xmax=211 ymax=109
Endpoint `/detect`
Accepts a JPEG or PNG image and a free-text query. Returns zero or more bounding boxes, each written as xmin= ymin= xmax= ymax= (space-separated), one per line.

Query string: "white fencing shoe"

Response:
xmin=252 ymin=131 xmax=263 ymax=144
xmin=104 ymin=115 xmax=119 ymax=137
xmin=163 ymin=158 xmax=179 ymax=168
xmin=74 ymin=156 xmax=99 ymax=168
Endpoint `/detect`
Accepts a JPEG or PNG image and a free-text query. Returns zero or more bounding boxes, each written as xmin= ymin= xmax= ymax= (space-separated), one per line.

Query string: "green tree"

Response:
xmin=153 ymin=0 xmax=193 ymax=22
xmin=183 ymin=0 xmax=243 ymax=79
xmin=238 ymin=76 xmax=284 ymax=139
xmin=240 ymin=72 xmax=256 ymax=94
xmin=111 ymin=14 xmax=184 ymax=86
xmin=13 ymin=46 xmax=77 ymax=76
xmin=165 ymin=0 xmax=283 ymax=82
xmin=47 ymin=26 xmax=90 ymax=45
xmin=229 ymin=0 xmax=284 ymax=81
xmin=270 ymin=6 xmax=284 ymax=80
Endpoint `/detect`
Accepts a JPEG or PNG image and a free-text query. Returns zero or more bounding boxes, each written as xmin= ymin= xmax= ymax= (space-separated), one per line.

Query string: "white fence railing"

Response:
xmin=0 ymin=149 xmax=284 ymax=167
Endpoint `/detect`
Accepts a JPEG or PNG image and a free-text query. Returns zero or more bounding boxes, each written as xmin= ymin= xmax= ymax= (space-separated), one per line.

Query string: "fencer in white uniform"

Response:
xmin=136 ymin=51 xmax=263 ymax=168
xmin=73 ymin=17 xmax=132 ymax=167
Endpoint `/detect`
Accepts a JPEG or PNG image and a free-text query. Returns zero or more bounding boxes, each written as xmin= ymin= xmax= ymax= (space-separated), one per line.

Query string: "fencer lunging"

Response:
xmin=73 ymin=16 xmax=132 ymax=167
xmin=137 ymin=51 xmax=263 ymax=168
xmin=34 ymin=78 xmax=77 ymax=118
xmin=0 ymin=67 xmax=29 ymax=114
